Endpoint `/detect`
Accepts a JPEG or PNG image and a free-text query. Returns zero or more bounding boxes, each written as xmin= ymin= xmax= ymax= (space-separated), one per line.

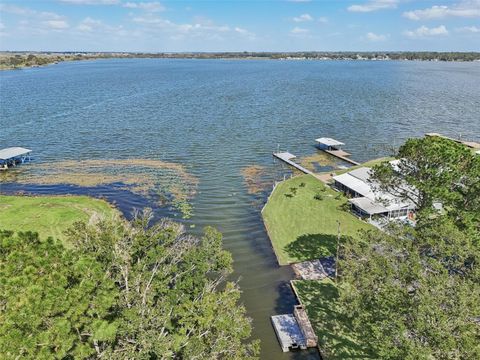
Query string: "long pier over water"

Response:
xmin=272 ymin=152 xmax=314 ymax=175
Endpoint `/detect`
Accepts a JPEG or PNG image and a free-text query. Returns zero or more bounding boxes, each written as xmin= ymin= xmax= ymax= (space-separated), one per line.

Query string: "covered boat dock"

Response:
xmin=315 ymin=137 xmax=360 ymax=165
xmin=0 ymin=147 xmax=32 ymax=169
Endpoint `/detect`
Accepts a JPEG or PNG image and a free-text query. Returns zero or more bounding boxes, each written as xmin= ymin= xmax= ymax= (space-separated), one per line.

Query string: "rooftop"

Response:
xmin=333 ymin=165 xmax=415 ymax=213
xmin=315 ymin=137 xmax=345 ymax=147
xmin=0 ymin=147 xmax=32 ymax=160
xmin=349 ymin=196 xmax=388 ymax=215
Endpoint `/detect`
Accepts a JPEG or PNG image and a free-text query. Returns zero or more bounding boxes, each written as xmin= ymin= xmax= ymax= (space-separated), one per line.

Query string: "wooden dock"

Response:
xmin=273 ymin=152 xmax=333 ymax=184
xmin=324 ymin=149 xmax=360 ymax=165
xmin=294 ymin=305 xmax=318 ymax=348
xmin=273 ymin=152 xmax=314 ymax=175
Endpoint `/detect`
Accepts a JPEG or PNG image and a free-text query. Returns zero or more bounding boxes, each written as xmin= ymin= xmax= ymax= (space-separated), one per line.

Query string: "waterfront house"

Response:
xmin=333 ymin=166 xmax=416 ymax=220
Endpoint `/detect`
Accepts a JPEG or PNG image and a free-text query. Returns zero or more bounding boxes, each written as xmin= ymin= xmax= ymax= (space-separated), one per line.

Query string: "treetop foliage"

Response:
xmin=337 ymin=136 xmax=480 ymax=359
xmin=0 ymin=211 xmax=259 ymax=359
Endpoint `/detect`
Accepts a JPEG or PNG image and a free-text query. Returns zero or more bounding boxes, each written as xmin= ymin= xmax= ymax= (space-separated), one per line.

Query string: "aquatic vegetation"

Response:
xmin=299 ymin=152 xmax=335 ymax=173
xmin=1 ymin=159 xmax=198 ymax=219
xmin=241 ymin=165 xmax=270 ymax=194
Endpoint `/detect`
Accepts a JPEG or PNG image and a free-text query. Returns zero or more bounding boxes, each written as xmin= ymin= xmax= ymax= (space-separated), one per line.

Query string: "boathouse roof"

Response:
xmin=0 ymin=147 xmax=32 ymax=160
xmin=315 ymin=137 xmax=345 ymax=147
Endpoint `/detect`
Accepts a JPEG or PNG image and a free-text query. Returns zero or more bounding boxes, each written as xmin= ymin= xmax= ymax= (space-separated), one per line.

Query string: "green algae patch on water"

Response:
xmin=0 ymin=194 xmax=119 ymax=244
xmin=0 ymin=159 xmax=198 ymax=219
xmin=298 ymin=152 xmax=335 ymax=173
xmin=241 ymin=165 xmax=271 ymax=195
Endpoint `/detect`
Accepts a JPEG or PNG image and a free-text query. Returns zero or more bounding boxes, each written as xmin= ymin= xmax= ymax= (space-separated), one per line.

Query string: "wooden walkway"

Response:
xmin=273 ymin=152 xmax=333 ymax=184
xmin=294 ymin=305 xmax=318 ymax=348
xmin=324 ymin=149 xmax=360 ymax=165
xmin=273 ymin=152 xmax=314 ymax=175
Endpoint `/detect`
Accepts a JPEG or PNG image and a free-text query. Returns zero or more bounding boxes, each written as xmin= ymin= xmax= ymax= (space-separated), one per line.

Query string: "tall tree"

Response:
xmin=1 ymin=213 xmax=259 ymax=359
xmin=372 ymin=136 xmax=480 ymax=233
xmin=337 ymin=137 xmax=480 ymax=359
xmin=67 ymin=213 xmax=258 ymax=359
xmin=0 ymin=231 xmax=118 ymax=359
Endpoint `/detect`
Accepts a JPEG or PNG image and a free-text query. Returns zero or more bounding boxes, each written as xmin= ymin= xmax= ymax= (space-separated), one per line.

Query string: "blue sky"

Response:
xmin=0 ymin=0 xmax=479 ymax=52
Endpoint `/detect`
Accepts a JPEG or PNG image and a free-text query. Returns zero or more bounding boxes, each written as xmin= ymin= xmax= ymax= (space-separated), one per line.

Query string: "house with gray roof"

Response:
xmin=332 ymin=165 xmax=416 ymax=220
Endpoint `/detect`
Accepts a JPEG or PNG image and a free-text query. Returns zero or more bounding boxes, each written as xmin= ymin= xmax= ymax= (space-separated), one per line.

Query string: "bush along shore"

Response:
xmin=2 ymin=51 xmax=480 ymax=70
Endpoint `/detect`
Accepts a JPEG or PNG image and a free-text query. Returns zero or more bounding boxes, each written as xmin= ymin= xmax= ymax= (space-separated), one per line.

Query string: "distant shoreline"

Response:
xmin=1 ymin=51 xmax=479 ymax=70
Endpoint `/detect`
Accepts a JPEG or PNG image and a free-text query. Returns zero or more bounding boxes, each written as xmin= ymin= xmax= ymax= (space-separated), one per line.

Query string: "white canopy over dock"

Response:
xmin=315 ymin=137 xmax=345 ymax=149
xmin=0 ymin=147 xmax=32 ymax=160
xmin=0 ymin=147 xmax=32 ymax=169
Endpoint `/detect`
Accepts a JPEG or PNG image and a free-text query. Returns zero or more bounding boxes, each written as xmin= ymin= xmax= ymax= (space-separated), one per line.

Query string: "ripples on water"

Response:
xmin=1 ymin=59 xmax=479 ymax=359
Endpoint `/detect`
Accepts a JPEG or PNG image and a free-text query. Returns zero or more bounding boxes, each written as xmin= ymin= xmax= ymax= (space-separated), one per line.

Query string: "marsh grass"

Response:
xmin=241 ymin=165 xmax=270 ymax=195
xmin=298 ymin=152 xmax=335 ymax=172
xmin=0 ymin=159 xmax=198 ymax=218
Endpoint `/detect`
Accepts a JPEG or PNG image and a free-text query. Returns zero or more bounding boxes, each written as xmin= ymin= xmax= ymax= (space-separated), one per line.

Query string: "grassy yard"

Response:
xmin=292 ymin=279 xmax=374 ymax=359
xmin=0 ymin=195 xmax=118 ymax=243
xmin=262 ymin=174 xmax=374 ymax=265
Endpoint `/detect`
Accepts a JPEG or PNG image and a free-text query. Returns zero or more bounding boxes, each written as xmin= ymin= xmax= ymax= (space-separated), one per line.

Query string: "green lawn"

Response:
xmin=262 ymin=174 xmax=374 ymax=265
xmin=0 ymin=195 xmax=118 ymax=243
xmin=292 ymin=279 xmax=375 ymax=359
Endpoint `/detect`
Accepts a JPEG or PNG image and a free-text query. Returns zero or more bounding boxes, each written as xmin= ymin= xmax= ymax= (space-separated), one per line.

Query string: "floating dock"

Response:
xmin=271 ymin=305 xmax=318 ymax=352
xmin=271 ymin=314 xmax=307 ymax=352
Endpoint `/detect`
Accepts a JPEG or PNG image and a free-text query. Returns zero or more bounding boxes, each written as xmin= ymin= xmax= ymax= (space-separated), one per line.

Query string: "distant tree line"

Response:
xmin=1 ymin=51 xmax=479 ymax=69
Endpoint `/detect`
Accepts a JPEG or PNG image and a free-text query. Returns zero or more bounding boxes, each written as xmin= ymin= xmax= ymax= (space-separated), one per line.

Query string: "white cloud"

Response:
xmin=75 ymin=17 xmax=127 ymax=36
xmin=366 ymin=32 xmax=387 ymax=41
xmin=348 ymin=0 xmax=398 ymax=13
xmin=0 ymin=4 xmax=32 ymax=16
xmin=76 ymin=17 xmax=102 ymax=31
xmin=403 ymin=2 xmax=480 ymax=20
xmin=404 ymin=25 xmax=449 ymax=38
xmin=290 ymin=26 xmax=309 ymax=34
xmin=131 ymin=15 xmax=254 ymax=41
xmin=234 ymin=27 xmax=256 ymax=38
xmin=123 ymin=2 xmax=165 ymax=12
xmin=59 ymin=0 xmax=120 ymax=4
xmin=0 ymin=4 xmax=69 ymax=34
xmin=43 ymin=20 xmax=69 ymax=29
xmin=0 ymin=4 xmax=63 ymax=20
xmin=293 ymin=13 xmax=313 ymax=22
xmin=455 ymin=25 xmax=480 ymax=32
xmin=318 ymin=16 xmax=328 ymax=24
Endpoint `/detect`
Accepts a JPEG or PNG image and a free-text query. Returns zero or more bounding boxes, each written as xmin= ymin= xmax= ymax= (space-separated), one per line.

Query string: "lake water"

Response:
xmin=1 ymin=59 xmax=479 ymax=359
